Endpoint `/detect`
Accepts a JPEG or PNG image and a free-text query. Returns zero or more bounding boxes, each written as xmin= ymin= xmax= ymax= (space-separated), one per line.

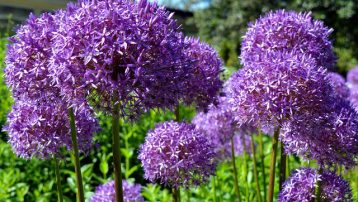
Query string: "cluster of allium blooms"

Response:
xmin=347 ymin=66 xmax=358 ymax=108
xmin=225 ymin=51 xmax=331 ymax=127
xmin=138 ymin=121 xmax=217 ymax=188
xmin=192 ymin=97 xmax=255 ymax=159
xmin=48 ymin=0 xmax=221 ymax=119
xmin=326 ymin=72 xmax=350 ymax=100
xmin=180 ymin=37 xmax=223 ymax=110
xmin=3 ymin=101 xmax=99 ymax=159
xmin=90 ymin=180 xmax=144 ymax=202
xmin=280 ymin=97 xmax=358 ymax=167
xmin=278 ymin=168 xmax=352 ymax=202
xmin=347 ymin=66 xmax=358 ymax=86
xmin=240 ymin=10 xmax=336 ymax=70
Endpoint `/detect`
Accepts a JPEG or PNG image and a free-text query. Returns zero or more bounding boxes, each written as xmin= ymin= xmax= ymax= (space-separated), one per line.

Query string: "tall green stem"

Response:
xmin=112 ymin=92 xmax=124 ymax=202
xmin=175 ymin=105 xmax=180 ymax=121
xmin=315 ymin=167 xmax=323 ymax=202
xmin=242 ymin=139 xmax=249 ymax=202
xmin=212 ymin=177 xmax=217 ymax=202
xmin=54 ymin=158 xmax=63 ymax=202
xmin=231 ymin=137 xmax=241 ymax=202
xmin=267 ymin=127 xmax=280 ymax=202
xmin=279 ymin=143 xmax=286 ymax=189
xmin=172 ymin=188 xmax=180 ymax=202
xmin=258 ymin=131 xmax=267 ymax=201
xmin=68 ymin=108 xmax=85 ymax=202
xmin=250 ymin=135 xmax=262 ymax=202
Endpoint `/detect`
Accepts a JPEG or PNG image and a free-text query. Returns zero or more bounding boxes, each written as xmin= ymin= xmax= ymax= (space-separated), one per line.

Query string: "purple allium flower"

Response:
xmin=225 ymin=51 xmax=331 ymax=127
xmin=3 ymin=101 xmax=99 ymax=159
xmin=326 ymin=72 xmax=350 ymax=99
xmin=138 ymin=121 xmax=217 ymax=188
xmin=348 ymin=85 xmax=358 ymax=109
xmin=347 ymin=66 xmax=358 ymax=86
xmin=5 ymin=12 xmax=61 ymax=102
xmin=240 ymin=10 xmax=335 ymax=70
xmin=50 ymin=0 xmax=193 ymax=119
xmin=180 ymin=37 xmax=223 ymax=110
xmin=90 ymin=180 xmax=144 ymax=202
xmin=279 ymin=168 xmax=352 ymax=202
xmin=280 ymin=98 xmax=358 ymax=167
xmin=192 ymin=97 xmax=256 ymax=159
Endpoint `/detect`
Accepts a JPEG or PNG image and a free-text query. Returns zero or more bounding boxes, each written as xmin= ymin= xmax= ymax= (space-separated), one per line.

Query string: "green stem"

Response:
xmin=267 ymin=127 xmax=280 ymax=202
xmin=187 ymin=190 xmax=190 ymax=202
xmin=242 ymin=138 xmax=249 ymax=202
xmin=172 ymin=188 xmax=180 ymax=202
xmin=315 ymin=167 xmax=323 ymax=202
xmin=258 ymin=131 xmax=267 ymax=202
xmin=250 ymin=135 xmax=262 ymax=202
xmin=279 ymin=143 xmax=286 ymax=189
xmin=212 ymin=177 xmax=217 ymax=202
xmin=286 ymin=156 xmax=290 ymax=180
xmin=231 ymin=137 xmax=241 ymax=202
xmin=68 ymin=108 xmax=85 ymax=202
xmin=112 ymin=92 xmax=124 ymax=202
xmin=54 ymin=158 xmax=63 ymax=202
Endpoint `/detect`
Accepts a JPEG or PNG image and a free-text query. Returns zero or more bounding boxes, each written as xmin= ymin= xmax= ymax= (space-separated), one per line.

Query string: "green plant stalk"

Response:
xmin=315 ymin=167 xmax=323 ymax=202
xmin=250 ymin=135 xmax=262 ymax=202
xmin=68 ymin=108 xmax=85 ymax=202
xmin=175 ymin=105 xmax=180 ymax=121
xmin=279 ymin=143 xmax=286 ymax=189
xmin=112 ymin=92 xmax=124 ymax=202
xmin=267 ymin=127 xmax=280 ymax=202
xmin=231 ymin=137 xmax=241 ymax=202
xmin=286 ymin=156 xmax=290 ymax=179
xmin=258 ymin=131 xmax=267 ymax=202
xmin=242 ymin=139 xmax=249 ymax=202
xmin=172 ymin=188 xmax=180 ymax=202
xmin=54 ymin=158 xmax=63 ymax=202
xmin=212 ymin=176 xmax=217 ymax=202
xmin=187 ymin=190 xmax=190 ymax=202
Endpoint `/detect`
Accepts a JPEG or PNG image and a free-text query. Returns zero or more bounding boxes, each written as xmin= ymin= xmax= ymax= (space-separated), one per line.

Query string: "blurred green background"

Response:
xmin=0 ymin=0 xmax=357 ymax=201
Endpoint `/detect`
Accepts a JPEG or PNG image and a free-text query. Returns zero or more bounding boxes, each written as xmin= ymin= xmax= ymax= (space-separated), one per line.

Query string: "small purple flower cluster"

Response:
xmin=91 ymin=180 xmax=144 ymax=202
xmin=3 ymin=101 xmax=99 ymax=159
xmin=138 ymin=121 xmax=217 ymax=188
xmin=347 ymin=66 xmax=358 ymax=108
xmin=326 ymin=72 xmax=350 ymax=100
xmin=192 ymin=97 xmax=255 ymax=159
xmin=279 ymin=168 xmax=352 ymax=202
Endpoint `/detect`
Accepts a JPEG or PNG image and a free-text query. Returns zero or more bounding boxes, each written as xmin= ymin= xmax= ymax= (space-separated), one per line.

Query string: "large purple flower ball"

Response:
xmin=347 ymin=66 xmax=358 ymax=86
xmin=241 ymin=10 xmax=335 ymax=70
xmin=281 ymin=98 xmax=358 ymax=167
xmin=50 ymin=0 xmax=193 ymax=119
xmin=3 ymin=101 xmax=99 ymax=159
xmin=225 ymin=52 xmax=331 ymax=127
xmin=91 ymin=180 xmax=144 ymax=202
xmin=279 ymin=168 xmax=352 ymax=202
xmin=138 ymin=121 xmax=217 ymax=188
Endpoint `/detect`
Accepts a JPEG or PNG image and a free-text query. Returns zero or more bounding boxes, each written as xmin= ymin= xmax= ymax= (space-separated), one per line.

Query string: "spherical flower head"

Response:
xmin=50 ymin=0 xmax=192 ymax=119
xmin=180 ymin=37 xmax=223 ymax=110
xmin=90 ymin=180 xmax=144 ymax=202
xmin=348 ymin=85 xmax=358 ymax=109
xmin=225 ymin=51 xmax=331 ymax=127
xmin=326 ymin=72 xmax=349 ymax=99
xmin=5 ymin=12 xmax=60 ymax=101
xmin=3 ymin=101 xmax=99 ymax=159
xmin=347 ymin=66 xmax=358 ymax=86
xmin=138 ymin=121 xmax=217 ymax=188
xmin=279 ymin=168 xmax=352 ymax=202
xmin=241 ymin=10 xmax=336 ymax=70
xmin=280 ymin=98 xmax=358 ymax=167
